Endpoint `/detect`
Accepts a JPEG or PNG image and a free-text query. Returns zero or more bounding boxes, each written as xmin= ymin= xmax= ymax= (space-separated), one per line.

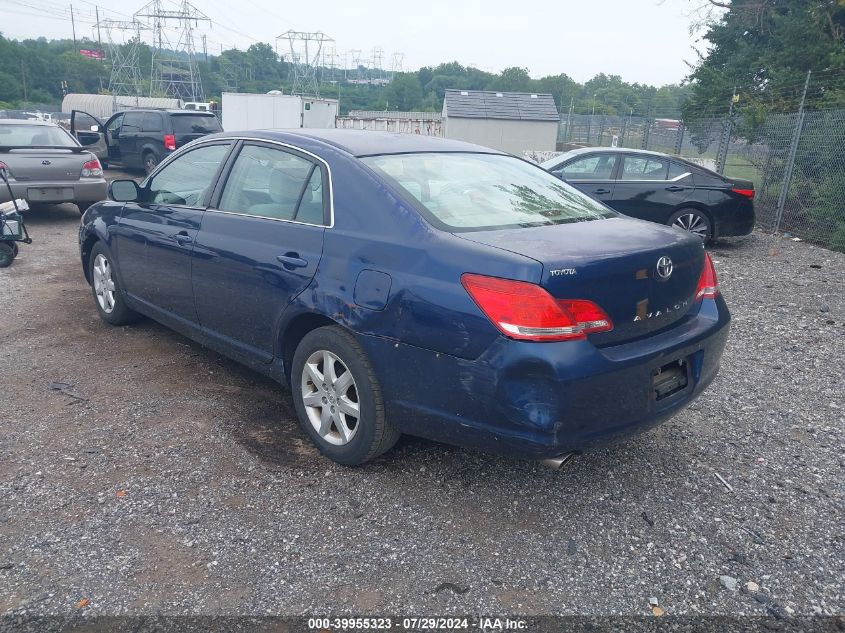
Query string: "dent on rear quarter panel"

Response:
xmin=290 ymin=151 xmax=542 ymax=360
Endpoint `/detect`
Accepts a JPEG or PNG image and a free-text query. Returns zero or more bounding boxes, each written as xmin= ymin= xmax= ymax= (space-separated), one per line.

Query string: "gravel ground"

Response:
xmin=0 ymin=200 xmax=843 ymax=621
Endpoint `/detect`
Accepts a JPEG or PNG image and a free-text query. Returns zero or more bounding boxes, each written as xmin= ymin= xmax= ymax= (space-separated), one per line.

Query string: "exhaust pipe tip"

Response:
xmin=539 ymin=452 xmax=576 ymax=470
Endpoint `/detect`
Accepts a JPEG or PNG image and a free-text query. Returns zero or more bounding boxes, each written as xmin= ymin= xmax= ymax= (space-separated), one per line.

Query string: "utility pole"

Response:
xmin=565 ymin=96 xmax=574 ymax=142
xmin=775 ymin=70 xmax=811 ymax=232
xmin=95 ymin=6 xmax=103 ymax=55
xmin=21 ymin=60 xmax=27 ymax=101
xmin=715 ymin=86 xmax=737 ymax=174
xmin=70 ymin=4 xmax=77 ymax=46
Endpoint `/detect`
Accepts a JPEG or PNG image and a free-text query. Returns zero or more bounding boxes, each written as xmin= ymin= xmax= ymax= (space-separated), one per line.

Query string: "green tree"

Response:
xmin=384 ymin=72 xmax=423 ymax=110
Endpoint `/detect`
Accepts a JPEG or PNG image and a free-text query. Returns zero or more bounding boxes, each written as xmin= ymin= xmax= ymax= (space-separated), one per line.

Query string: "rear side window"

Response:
xmin=363 ymin=152 xmax=615 ymax=231
xmin=141 ymin=113 xmax=162 ymax=132
xmin=217 ymin=144 xmax=326 ymax=224
xmin=621 ymin=156 xmax=668 ymax=180
xmin=170 ymin=114 xmax=222 ymax=134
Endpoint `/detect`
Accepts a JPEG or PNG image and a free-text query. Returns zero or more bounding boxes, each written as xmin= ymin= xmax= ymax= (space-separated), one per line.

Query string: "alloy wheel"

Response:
xmin=92 ymin=253 xmax=116 ymax=313
xmin=673 ymin=212 xmax=709 ymax=239
xmin=300 ymin=349 xmax=360 ymax=446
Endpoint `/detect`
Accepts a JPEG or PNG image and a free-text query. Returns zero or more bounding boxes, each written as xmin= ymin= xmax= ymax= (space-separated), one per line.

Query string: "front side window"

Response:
xmin=217 ymin=144 xmax=325 ymax=223
xmin=147 ymin=143 xmax=231 ymax=206
xmin=121 ymin=112 xmax=143 ymax=132
xmin=363 ymin=152 xmax=616 ymax=231
xmin=621 ymin=156 xmax=669 ymax=181
xmin=557 ymin=154 xmax=616 ymax=180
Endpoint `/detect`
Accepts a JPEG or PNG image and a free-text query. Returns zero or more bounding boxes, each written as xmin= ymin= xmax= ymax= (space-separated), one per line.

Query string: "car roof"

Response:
xmin=118 ymin=109 xmax=216 ymax=115
xmin=0 ymin=119 xmax=58 ymax=126
xmin=559 ymin=146 xmax=674 ymax=159
xmin=212 ymin=129 xmax=505 ymax=158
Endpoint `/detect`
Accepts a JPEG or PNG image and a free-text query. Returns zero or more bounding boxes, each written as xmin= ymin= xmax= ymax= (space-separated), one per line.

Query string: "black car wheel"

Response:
xmin=0 ymin=243 xmax=15 ymax=267
xmin=88 ymin=241 xmax=140 ymax=325
xmin=143 ymin=152 xmax=159 ymax=175
xmin=292 ymin=325 xmax=400 ymax=466
xmin=668 ymin=209 xmax=712 ymax=242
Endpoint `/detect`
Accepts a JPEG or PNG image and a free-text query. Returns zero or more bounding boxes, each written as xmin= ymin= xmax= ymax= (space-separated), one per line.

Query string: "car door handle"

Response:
xmin=276 ymin=253 xmax=308 ymax=269
xmin=174 ymin=232 xmax=193 ymax=245
xmin=592 ymin=188 xmax=611 ymax=195
xmin=665 ymin=185 xmax=686 ymax=192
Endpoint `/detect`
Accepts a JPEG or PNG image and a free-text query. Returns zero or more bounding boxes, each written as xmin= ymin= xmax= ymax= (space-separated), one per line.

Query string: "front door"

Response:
xmin=552 ymin=153 xmax=618 ymax=204
xmin=191 ymin=141 xmax=328 ymax=362
xmin=114 ymin=142 xmax=233 ymax=325
xmin=70 ymin=110 xmax=108 ymax=162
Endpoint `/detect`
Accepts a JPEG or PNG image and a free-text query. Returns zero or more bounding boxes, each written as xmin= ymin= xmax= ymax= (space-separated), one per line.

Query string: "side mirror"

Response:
xmin=90 ymin=124 xmax=101 ymax=132
xmin=109 ymin=179 xmax=141 ymax=202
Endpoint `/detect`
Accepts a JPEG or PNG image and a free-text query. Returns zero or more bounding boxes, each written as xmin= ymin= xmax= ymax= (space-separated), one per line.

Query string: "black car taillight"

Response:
xmin=164 ymin=134 xmax=176 ymax=151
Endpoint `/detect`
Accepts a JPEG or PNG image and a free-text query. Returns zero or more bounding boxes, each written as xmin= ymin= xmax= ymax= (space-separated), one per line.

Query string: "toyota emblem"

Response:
xmin=656 ymin=256 xmax=673 ymax=280
xmin=41 ymin=160 xmax=51 ymax=165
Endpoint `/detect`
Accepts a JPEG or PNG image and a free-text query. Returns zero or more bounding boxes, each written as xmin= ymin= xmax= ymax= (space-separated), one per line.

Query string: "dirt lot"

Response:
xmin=0 ymin=197 xmax=843 ymax=619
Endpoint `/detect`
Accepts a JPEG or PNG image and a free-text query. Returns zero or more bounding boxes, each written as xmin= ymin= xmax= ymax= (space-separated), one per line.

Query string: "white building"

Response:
xmin=441 ymin=89 xmax=560 ymax=155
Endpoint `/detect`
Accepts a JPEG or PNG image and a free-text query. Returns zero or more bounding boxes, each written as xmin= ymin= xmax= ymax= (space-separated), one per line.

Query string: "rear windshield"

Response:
xmin=362 ymin=152 xmax=616 ymax=231
xmin=170 ymin=114 xmax=222 ymax=134
xmin=0 ymin=124 xmax=78 ymax=147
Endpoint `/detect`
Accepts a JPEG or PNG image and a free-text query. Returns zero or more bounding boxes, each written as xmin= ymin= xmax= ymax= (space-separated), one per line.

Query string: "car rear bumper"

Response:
xmin=0 ymin=178 xmax=108 ymax=205
xmin=716 ymin=200 xmax=755 ymax=237
xmin=358 ymin=296 xmax=730 ymax=460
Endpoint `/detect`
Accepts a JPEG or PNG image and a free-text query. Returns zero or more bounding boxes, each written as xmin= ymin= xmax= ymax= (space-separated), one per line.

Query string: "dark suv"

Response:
xmin=70 ymin=108 xmax=222 ymax=174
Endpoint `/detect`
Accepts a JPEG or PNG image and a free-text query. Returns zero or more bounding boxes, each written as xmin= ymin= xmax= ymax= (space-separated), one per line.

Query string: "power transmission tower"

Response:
xmin=277 ymin=31 xmax=334 ymax=97
xmin=135 ymin=0 xmax=210 ymax=102
xmin=370 ymin=46 xmax=384 ymax=82
xmin=98 ymin=18 xmax=149 ymax=96
xmin=389 ymin=52 xmax=404 ymax=79
xmin=348 ymin=49 xmax=362 ymax=82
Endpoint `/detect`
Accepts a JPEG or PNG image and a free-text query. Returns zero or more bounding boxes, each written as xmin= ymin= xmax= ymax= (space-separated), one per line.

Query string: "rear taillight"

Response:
xmin=695 ymin=252 xmax=719 ymax=300
xmin=732 ymin=187 xmax=754 ymax=199
xmin=461 ymin=273 xmax=612 ymax=342
xmin=80 ymin=158 xmax=103 ymax=178
xmin=164 ymin=134 xmax=176 ymax=151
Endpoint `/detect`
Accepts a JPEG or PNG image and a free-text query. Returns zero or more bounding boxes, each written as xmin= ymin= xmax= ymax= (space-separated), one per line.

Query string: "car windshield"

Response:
xmin=0 ymin=124 xmax=78 ymax=147
xmin=363 ymin=152 xmax=616 ymax=231
xmin=171 ymin=114 xmax=222 ymax=134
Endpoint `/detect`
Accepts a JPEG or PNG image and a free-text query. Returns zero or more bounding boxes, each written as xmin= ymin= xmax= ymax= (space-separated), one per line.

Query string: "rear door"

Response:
xmin=550 ymin=152 xmax=618 ymax=204
xmin=114 ymin=141 xmax=233 ymax=324
xmin=191 ymin=141 xmax=327 ymax=362
xmin=610 ymin=155 xmax=693 ymax=222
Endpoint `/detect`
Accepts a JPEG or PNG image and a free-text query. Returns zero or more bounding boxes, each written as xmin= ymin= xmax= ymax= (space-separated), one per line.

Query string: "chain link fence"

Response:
xmin=560 ymin=110 xmax=845 ymax=252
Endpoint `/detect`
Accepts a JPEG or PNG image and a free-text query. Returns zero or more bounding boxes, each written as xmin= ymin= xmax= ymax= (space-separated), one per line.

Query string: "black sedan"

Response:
xmin=541 ymin=147 xmax=755 ymax=242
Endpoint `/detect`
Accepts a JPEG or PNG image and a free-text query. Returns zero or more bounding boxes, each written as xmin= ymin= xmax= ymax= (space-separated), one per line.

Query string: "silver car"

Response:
xmin=0 ymin=119 xmax=108 ymax=214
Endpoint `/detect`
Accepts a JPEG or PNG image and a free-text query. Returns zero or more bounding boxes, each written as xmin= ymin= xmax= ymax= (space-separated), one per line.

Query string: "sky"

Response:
xmin=0 ymin=0 xmax=708 ymax=86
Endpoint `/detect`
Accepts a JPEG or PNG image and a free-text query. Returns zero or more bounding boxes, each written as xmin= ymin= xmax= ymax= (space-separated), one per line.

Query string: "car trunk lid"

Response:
xmin=2 ymin=148 xmax=89 ymax=182
xmin=459 ymin=217 xmax=706 ymax=345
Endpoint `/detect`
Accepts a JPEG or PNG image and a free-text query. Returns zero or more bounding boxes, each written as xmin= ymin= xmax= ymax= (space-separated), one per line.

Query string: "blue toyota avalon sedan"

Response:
xmin=79 ymin=130 xmax=730 ymax=466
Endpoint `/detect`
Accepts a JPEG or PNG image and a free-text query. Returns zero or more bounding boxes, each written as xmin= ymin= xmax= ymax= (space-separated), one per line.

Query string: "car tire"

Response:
xmin=88 ymin=241 xmax=140 ymax=326
xmin=667 ymin=208 xmax=713 ymax=242
xmin=0 ymin=243 xmax=15 ymax=267
xmin=143 ymin=152 xmax=159 ymax=175
xmin=291 ymin=325 xmax=400 ymax=466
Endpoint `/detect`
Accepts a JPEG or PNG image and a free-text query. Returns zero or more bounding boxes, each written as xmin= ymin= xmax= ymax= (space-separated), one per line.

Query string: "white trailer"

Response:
xmin=221 ymin=93 xmax=338 ymax=131
xmin=61 ymin=94 xmax=183 ymax=119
